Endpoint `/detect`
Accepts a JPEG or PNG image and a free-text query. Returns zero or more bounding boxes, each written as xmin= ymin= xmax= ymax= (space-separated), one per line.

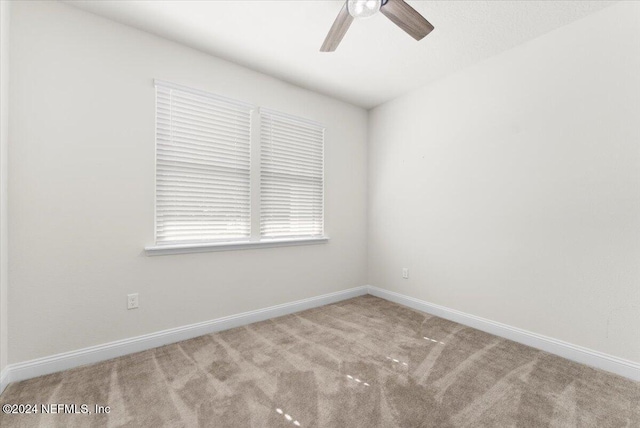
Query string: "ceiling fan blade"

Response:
xmin=380 ymin=0 xmax=434 ymax=41
xmin=320 ymin=3 xmax=354 ymax=52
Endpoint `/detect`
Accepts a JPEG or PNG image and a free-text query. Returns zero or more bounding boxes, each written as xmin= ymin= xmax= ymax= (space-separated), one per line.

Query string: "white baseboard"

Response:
xmin=367 ymin=285 xmax=640 ymax=381
xmin=3 ymin=286 xmax=367 ymax=388
xmin=0 ymin=367 xmax=8 ymax=396
xmin=2 ymin=284 xmax=637 ymax=393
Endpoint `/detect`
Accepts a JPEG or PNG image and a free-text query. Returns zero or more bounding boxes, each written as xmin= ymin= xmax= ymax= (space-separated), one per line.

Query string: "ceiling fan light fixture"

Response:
xmin=347 ymin=0 xmax=381 ymax=19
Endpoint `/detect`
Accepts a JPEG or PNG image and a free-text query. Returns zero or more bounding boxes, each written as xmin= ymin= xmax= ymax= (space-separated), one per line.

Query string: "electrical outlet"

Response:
xmin=127 ymin=293 xmax=139 ymax=310
xmin=402 ymin=268 xmax=409 ymax=279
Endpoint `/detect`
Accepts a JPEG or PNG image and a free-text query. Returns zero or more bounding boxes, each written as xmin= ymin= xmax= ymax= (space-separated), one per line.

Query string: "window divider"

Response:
xmin=249 ymin=108 xmax=261 ymax=241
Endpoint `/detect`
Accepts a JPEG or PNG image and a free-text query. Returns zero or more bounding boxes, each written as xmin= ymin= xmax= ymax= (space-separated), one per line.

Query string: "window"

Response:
xmin=154 ymin=81 xmax=252 ymax=245
xmin=148 ymin=80 xmax=326 ymax=255
xmin=260 ymin=109 xmax=324 ymax=239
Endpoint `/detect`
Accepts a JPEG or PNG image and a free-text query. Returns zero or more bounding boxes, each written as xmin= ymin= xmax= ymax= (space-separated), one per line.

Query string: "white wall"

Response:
xmin=0 ymin=0 xmax=10 ymax=376
xmin=9 ymin=1 xmax=368 ymax=364
xmin=368 ymin=1 xmax=640 ymax=363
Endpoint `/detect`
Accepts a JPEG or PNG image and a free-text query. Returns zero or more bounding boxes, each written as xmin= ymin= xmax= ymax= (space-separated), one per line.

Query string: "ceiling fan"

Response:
xmin=320 ymin=0 xmax=434 ymax=52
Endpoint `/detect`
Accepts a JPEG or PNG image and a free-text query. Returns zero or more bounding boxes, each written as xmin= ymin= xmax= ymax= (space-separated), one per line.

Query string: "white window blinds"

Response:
xmin=155 ymin=81 xmax=253 ymax=244
xmin=260 ymin=108 xmax=325 ymax=239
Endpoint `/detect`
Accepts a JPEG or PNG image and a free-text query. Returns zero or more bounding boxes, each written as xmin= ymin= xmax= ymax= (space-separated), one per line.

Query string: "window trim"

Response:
xmin=144 ymin=236 xmax=329 ymax=256
xmin=148 ymin=80 xmax=328 ymax=255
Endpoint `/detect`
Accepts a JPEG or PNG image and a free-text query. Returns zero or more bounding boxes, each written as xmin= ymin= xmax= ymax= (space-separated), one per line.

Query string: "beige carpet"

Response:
xmin=1 ymin=295 xmax=638 ymax=427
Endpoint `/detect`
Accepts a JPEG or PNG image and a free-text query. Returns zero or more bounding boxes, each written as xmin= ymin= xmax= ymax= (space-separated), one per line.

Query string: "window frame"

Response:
xmin=145 ymin=80 xmax=328 ymax=256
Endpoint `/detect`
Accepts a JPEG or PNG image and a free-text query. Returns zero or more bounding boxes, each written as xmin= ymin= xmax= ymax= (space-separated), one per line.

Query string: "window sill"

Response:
xmin=144 ymin=237 xmax=329 ymax=256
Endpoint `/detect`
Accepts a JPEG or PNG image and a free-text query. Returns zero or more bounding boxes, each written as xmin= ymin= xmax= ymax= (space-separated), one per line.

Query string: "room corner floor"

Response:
xmin=1 ymin=295 xmax=638 ymax=427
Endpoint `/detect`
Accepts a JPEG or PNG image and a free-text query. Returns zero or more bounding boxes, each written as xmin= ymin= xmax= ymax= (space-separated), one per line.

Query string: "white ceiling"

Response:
xmin=64 ymin=0 xmax=616 ymax=108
